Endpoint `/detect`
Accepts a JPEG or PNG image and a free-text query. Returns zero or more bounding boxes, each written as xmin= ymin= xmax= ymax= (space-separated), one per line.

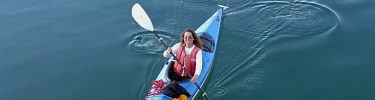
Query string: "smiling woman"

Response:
xmin=180 ymin=29 xmax=204 ymax=49
xmin=164 ymin=29 xmax=203 ymax=83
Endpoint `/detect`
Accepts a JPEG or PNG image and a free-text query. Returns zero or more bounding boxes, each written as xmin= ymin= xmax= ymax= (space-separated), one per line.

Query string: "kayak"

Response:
xmin=145 ymin=9 xmax=223 ymax=100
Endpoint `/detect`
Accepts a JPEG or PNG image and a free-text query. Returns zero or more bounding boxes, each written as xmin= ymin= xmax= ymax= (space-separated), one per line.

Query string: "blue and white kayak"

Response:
xmin=146 ymin=9 xmax=223 ymax=100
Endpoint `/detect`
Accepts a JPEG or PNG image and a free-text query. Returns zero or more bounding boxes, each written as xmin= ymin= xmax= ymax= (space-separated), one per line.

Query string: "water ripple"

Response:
xmin=255 ymin=1 xmax=340 ymax=36
xmin=227 ymin=1 xmax=339 ymax=36
xmin=128 ymin=31 xmax=175 ymax=54
xmin=212 ymin=87 xmax=227 ymax=96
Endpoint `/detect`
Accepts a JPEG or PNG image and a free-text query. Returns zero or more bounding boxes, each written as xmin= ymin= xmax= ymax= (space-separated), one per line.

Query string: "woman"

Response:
xmin=163 ymin=29 xmax=203 ymax=83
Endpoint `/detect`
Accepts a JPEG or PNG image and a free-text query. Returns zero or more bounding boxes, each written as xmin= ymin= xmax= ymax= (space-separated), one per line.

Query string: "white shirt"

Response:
xmin=163 ymin=43 xmax=202 ymax=76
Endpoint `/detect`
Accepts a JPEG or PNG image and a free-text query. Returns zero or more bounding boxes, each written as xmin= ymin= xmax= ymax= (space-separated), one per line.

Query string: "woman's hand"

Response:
xmin=166 ymin=47 xmax=172 ymax=54
xmin=190 ymin=74 xmax=198 ymax=83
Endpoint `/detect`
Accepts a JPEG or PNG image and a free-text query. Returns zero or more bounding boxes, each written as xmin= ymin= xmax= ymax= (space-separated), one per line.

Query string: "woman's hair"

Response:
xmin=180 ymin=29 xmax=203 ymax=49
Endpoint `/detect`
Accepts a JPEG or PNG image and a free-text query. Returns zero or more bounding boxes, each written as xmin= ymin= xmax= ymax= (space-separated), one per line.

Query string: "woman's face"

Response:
xmin=183 ymin=32 xmax=194 ymax=45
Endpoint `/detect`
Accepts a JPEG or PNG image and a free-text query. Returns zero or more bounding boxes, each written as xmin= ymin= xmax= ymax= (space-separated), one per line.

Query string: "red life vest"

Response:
xmin=174 ymin=43 xmax=201 ymax=76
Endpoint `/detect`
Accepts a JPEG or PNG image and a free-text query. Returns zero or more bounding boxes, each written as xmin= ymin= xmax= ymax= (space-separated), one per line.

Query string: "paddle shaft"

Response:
xmin=152 ymin=31 xmax=210 ymax=100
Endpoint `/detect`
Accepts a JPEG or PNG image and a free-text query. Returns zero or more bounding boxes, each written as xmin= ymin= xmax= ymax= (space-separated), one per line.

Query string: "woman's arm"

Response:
xmin=163 ymin=43 xmax=180 ymax=57
xmin=191 ymin=49 xmax=202 ymax=82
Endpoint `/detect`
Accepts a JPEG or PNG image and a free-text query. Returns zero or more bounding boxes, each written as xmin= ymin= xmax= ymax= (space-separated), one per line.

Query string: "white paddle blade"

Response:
xmin=132 ymin=3 xmax=154 ymax=31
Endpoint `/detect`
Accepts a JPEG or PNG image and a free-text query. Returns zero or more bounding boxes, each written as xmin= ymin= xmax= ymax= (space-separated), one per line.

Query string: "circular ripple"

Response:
xmin=227 ymin=1 xmax=339 ymax=37
xmin=244 ymin=77 xmax=261 ymax=87
xmin=255 ymin=1 xmax=340 ymax=36
xmin=212 ymin=87 xmax=227 ymax=96
xmin=128 ymin=31 xmax=175 ymax=54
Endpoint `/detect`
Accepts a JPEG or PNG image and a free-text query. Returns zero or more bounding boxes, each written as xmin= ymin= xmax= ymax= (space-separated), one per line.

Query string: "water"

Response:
xmin=1 ymin=0 xmax=375 ymax=100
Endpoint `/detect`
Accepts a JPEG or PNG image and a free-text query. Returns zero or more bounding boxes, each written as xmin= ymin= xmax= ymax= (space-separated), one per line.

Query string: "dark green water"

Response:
xmin=1 ymin=0 xmax=375 ymax=100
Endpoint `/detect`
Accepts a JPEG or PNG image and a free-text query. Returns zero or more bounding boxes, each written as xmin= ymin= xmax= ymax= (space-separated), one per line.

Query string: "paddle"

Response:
xmin=132 ymin=3 xmax=210 ymax=100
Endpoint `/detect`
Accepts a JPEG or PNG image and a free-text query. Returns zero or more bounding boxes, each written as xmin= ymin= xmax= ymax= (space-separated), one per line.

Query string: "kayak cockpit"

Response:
xmin=198 ymin=32 xmax=214 ymax=53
